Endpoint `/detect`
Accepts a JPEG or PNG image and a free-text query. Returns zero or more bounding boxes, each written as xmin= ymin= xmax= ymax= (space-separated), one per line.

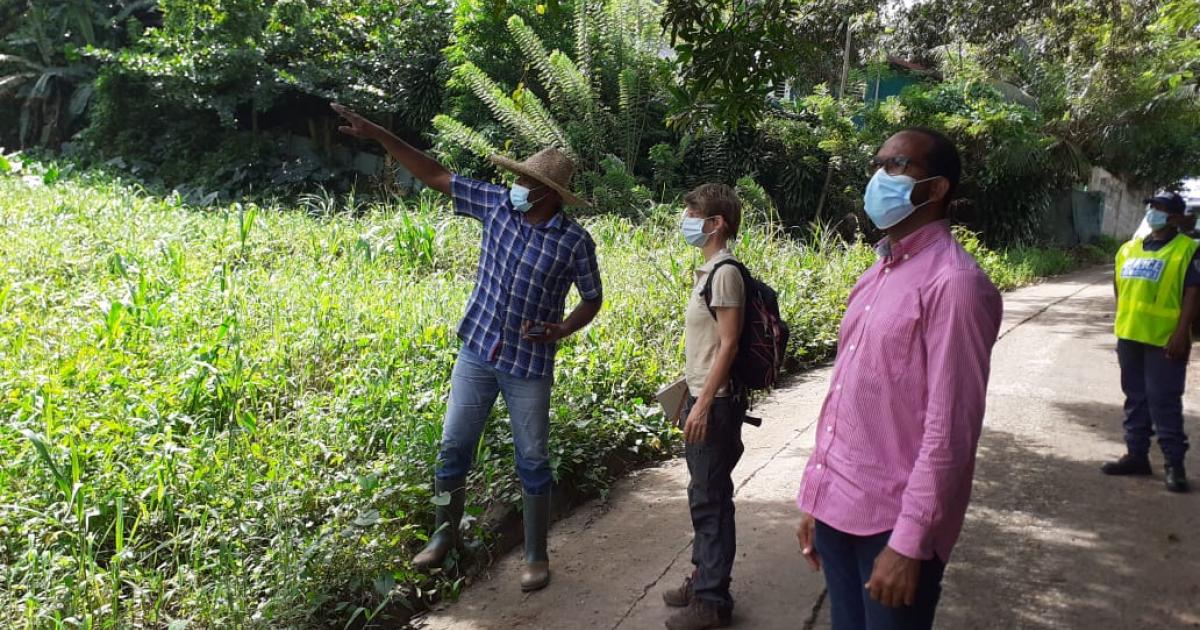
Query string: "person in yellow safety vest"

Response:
xmin=1104 ymin=191 xmax=1197 ymax=493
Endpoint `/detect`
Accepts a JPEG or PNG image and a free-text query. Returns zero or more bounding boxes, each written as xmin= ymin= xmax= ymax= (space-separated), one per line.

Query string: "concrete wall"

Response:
xmin=1090 ymin=166 xmax=1153 ymax=239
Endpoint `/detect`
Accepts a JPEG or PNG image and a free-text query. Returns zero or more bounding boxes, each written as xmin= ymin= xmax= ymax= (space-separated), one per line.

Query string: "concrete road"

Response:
xmin=414 ymin=267 xmax=1200 ymax=630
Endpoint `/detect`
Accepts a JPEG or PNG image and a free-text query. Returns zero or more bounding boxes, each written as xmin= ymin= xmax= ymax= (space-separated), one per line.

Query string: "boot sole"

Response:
xmin=521 ymin=579 xmax=550 ymax=592
xmin=1100 ymin=468 xmax=1153 ymax=476
xmin=520 ymin=564 xmax=551 ymax=592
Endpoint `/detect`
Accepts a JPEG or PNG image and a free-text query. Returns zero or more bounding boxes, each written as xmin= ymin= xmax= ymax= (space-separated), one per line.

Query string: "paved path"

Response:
xmin=415 ymin=267 xmax=1200 ymax=629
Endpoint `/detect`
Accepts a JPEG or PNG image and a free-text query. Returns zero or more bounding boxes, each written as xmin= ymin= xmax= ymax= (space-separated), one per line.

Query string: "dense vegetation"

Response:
xmin=0 ymin=0 xmax=1186 ymax=626
xmin=2 ymin=0 xmax=1196 ymax=237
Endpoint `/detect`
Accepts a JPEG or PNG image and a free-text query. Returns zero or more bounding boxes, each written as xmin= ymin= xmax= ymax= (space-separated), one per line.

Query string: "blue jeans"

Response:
xmin=814 ymin=521 xmax=946 ymax=630
xmin=435 ymin=347 xmax=554 ymax=495
xmin=1117 ymin=338 xmax=1190 ymax=465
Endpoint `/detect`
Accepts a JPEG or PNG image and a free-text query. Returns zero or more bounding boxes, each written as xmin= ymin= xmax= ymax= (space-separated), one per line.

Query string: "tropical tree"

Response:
xmin=658 ymin=0 xmax=878 ymax=131
xmin=0 ymin=0 xmax=153 ymax=148
xmin=433 ymin=0 xmax=674 ymax=211
xmin=886 ymin=0 xmax=1200 ymax=187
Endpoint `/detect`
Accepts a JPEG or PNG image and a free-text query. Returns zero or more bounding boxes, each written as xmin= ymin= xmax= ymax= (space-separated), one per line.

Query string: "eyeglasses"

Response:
xmin=867 ymin=155 xmax=913 ymax=177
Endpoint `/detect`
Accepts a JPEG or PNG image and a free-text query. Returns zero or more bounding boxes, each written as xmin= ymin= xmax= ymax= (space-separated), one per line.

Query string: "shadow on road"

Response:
xmin=942 ymin=429 xmax=1200 ymax=630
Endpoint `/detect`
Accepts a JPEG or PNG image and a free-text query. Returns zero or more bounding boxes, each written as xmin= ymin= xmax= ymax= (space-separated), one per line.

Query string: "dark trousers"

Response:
xmin=814 ymin=521 xmax=946 ymax=630
xmin=684 ymin=395 xmax=745 ymax=608
xmin=1117 ymin=338 xmax=1190 ymax=465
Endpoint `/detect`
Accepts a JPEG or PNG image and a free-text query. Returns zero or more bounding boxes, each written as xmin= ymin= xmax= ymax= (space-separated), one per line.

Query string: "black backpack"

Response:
xmin=701 ymin=259 xmax=790 ymax=394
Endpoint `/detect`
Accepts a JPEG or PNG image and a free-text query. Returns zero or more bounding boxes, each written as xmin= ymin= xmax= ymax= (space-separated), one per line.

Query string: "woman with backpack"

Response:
xmin=661 ymin=183 xmax=747 ymax=630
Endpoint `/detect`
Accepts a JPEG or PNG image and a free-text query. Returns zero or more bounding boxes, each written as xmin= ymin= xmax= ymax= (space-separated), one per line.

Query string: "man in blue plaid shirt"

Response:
xmin=334 ymin=104 xmax=603 ymax=592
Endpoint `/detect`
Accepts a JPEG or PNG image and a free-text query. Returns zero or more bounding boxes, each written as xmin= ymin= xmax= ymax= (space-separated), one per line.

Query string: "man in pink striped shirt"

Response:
xmin=796 ymin=129 xmax=1003 ymax=630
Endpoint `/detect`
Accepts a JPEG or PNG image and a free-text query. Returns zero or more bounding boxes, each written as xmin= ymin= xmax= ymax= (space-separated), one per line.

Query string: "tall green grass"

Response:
xmin=0 ymin=173 xmax=1102 ymax=628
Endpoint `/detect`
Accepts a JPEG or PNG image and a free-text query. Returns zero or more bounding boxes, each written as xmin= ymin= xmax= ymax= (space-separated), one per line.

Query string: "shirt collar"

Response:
xmin=540 ymin=211 xmax=566 ymax=231
xmin=1143 ymin=229 xmax=1181 ymax=245
xmin=510 ymin=205 xmax=567 ymax=231
xmin=876 ymin=220 xmax=951 ymax=261
xmin=696 ymin=249 xmax=734 ymax=276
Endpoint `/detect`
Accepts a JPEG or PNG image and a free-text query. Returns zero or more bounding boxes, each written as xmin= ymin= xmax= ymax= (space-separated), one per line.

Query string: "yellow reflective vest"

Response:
xmin=1114 ymin=233 xmax=1199 ymax=347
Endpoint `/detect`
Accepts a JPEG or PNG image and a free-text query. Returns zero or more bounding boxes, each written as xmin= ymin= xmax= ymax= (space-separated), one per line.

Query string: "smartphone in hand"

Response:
xmin=523 ymin=321 xmax=548 ymax=339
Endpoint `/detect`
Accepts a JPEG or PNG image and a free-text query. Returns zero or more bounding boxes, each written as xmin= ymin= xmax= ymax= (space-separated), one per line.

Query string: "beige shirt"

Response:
xmin=684 ymin=250 xmax=745 ymax=397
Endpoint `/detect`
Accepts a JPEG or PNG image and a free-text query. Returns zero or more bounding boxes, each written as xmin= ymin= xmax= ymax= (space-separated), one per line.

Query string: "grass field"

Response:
xmin=0 ymin=169 xmax=1111 ymax=628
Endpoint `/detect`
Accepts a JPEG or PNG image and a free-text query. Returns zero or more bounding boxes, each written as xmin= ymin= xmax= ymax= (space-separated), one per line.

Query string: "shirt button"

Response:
xmin=816 ymin=463 xmax=823 ymax=469
xmin=884 ymin=268 xmax=891 ymax=274
xmin=904 ymin=254 xmax=911 ymax=260
xmin=848 ymin=344 xmax=856 ymax=351
xmin=836 ymin=384 xmax=842 ymax=390
xmin=865 ymin=305 xmax=872 ymax=311
xmin=826 ymin=426 xmax=833 ymax=433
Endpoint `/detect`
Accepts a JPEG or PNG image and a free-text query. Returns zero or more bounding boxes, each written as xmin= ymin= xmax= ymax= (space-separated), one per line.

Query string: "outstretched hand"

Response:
xmin=331 ymin=103 xmax=380 ymax=140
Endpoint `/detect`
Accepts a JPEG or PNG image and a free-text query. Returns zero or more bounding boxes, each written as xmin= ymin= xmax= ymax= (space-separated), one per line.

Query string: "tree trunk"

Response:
xmin=815 ymin=21 xmax=853 ymax=223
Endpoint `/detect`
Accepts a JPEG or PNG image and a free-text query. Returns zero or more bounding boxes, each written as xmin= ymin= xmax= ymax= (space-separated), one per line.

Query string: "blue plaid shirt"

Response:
xmin=451 ymin=175 xmax=603 ymax=379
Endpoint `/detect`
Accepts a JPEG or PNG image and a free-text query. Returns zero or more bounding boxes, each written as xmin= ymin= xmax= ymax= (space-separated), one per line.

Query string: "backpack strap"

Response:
xmin=701 ymin=259 xmax=750 ymax=320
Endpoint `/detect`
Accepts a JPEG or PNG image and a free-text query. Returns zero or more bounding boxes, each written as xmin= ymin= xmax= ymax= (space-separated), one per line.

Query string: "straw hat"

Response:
xmin=489 ymin=148 xmax=591 ymax=208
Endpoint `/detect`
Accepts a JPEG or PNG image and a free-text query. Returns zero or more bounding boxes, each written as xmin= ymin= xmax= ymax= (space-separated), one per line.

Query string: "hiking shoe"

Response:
xmin=664 ymin=599 xmax=731 ymax=630
xmin=1101 ymin=454 xmax=1153 ymax=476
xmin=662 ymin=574 xmax=694 ymax=608
xmin=1166 ymin=464 xmax=1190 ymax=493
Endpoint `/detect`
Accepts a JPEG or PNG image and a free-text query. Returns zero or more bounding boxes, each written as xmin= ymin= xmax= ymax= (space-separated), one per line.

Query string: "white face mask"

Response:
xmin=681 ymin=215 xmax=713 ymax=247
xmin=1145 ymin=207 xmax=1171 ymax=231
xmin=863 ymin=169 xmax=939 ymax=230
xmin=510 ymin=184 xmax=545 ymax=213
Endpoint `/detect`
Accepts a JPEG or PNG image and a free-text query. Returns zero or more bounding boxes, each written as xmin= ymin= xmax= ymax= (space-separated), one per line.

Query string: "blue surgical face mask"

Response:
xmin=681 ymin=215 xmax=713 ymax=247
xmin=863 ymin=169 xmax=939 ymax=230
xmin=510 ymin=184 xmax=544 ymax=213
xmin=1146 ymin=207 xmax=1170 ymax=231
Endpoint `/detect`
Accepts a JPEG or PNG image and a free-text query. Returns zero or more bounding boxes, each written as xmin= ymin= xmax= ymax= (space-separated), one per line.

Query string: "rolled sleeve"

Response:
xmin=889 ymin=269 xmax=1001 ymax=560
xmin=572 ymin=233 xmax=603 ymax=301
xmin=451 ymin=174 xmax=508 ymax=222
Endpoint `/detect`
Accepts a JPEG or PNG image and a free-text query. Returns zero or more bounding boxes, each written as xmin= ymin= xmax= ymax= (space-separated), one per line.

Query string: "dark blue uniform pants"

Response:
xmin=1117 ymin=338 xmax=1190 ymax=465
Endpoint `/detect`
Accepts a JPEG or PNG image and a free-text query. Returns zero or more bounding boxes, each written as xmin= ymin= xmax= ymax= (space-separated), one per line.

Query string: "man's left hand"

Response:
xmin=522 ymin=320 xmax=566 ymax=344
xmin=865 ymin=546 xmax=921 ymax=608
xmin=1165 ymin=329 xmax=1191 ymax=360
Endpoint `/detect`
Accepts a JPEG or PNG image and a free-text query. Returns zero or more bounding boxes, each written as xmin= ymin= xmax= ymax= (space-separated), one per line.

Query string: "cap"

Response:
xmin=1144 ymin=191 xmax=1187 ymax=214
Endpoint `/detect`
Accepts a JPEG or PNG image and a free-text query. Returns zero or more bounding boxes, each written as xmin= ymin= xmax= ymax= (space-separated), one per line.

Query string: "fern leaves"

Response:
xmin=439 ymin=0 xmax=669 ymax=198
xmin=617 ymin=68 xmax=643 ymax=169
xmin=431 ymin=115 xmax=500 ymax=160
xmin=455 ymin=61 xmax=563 ymax=150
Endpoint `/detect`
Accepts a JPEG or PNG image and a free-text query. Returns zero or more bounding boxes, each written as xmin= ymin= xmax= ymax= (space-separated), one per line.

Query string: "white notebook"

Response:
xmin=655 ymin=377 xmax=690 ymax=427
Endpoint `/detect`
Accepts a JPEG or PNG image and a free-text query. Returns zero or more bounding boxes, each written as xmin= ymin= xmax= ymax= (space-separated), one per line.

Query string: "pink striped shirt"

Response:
xmin=797 ymin=220 xmax=1002 ymax=562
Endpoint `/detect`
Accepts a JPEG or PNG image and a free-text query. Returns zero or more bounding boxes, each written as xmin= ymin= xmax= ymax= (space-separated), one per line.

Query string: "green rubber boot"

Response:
xmin=412 ymin=477 xmax=466 ymax=571
xmin=520 ymin=490 xmax=552 ymax=591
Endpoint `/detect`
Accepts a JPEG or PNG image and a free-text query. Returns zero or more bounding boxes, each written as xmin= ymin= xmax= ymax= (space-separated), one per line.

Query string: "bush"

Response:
xmin=79 ymin=0 xmax=452 ymax=196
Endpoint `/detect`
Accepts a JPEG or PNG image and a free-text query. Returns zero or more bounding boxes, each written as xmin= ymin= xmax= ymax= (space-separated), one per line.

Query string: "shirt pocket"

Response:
xmin=519 ymin=243 xmax=571 ymax=312
xmin=866 ymin=306 xmax=922 ymax=384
